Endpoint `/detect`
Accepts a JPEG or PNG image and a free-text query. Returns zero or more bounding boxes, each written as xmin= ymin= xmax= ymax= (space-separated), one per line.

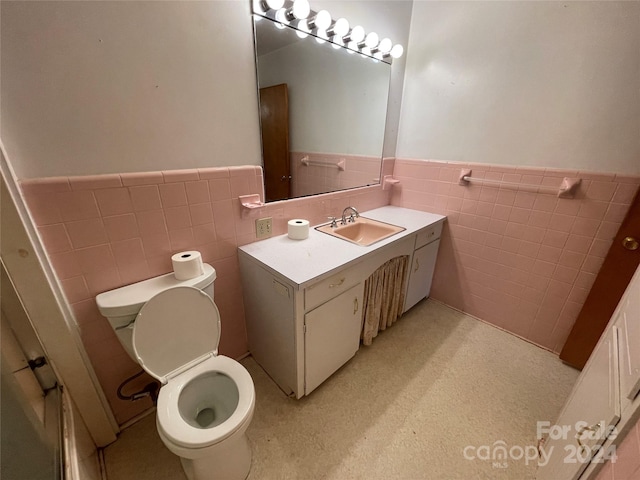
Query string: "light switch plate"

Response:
xmin=256 ymin=217 xmax=273 ymax=239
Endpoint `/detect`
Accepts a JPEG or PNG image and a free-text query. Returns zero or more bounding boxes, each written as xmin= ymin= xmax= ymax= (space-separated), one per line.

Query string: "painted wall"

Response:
xmin=397 ymin=1 xmax=640 ymax=174
xmin=1 ymin=1 xmax=262 ymax=178
xmin=1 ymin=0 xmax=411 ymax=180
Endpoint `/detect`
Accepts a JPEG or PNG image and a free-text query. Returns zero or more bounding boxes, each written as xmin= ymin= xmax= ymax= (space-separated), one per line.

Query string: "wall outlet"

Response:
xmin=256 ymin=217 xmax=273 ymax=239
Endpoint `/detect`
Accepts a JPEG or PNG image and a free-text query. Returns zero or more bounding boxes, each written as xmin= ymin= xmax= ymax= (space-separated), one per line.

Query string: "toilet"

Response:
xmin=96 ymin=264 xmax=255 ymax=480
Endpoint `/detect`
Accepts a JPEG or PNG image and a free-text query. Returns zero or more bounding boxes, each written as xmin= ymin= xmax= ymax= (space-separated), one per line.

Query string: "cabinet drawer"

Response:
xmin=415 ymin=222 xmax=443 ymax=249
xmin=305 ymin=264 xmax=363 ymax=311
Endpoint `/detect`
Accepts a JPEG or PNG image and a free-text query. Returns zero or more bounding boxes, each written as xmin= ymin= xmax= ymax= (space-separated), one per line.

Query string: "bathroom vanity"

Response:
xmin=238 ymin=206 xmax=445 ymax=398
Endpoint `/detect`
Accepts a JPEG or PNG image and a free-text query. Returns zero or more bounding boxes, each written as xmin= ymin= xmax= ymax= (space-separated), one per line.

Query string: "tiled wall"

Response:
xmin=20 ymin=164 xmax=392 ymax=424
xmin=390 ymin=159 xmax=640 ymax=353
xmin=594 ymin=417 xmax=640 ymax=480
xmin=290 ymin=152 xmax=382 ymax=198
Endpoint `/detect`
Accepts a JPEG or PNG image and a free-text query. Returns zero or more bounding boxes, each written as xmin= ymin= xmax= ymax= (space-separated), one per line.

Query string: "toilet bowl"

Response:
xmin=96 ymin=267 xmax=255 ymax=480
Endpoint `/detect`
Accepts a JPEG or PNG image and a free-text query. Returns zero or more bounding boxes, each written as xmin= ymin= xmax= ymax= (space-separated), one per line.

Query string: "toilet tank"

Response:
xmin=96 ymin=264 xmax=216 ymax=360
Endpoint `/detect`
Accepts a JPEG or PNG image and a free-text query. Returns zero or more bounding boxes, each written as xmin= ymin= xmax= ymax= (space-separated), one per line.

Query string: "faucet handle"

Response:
xmin=348 ymin=213 xmax=357 ymax=223
xmin=327 ymin=216 xmax=338 ymax=228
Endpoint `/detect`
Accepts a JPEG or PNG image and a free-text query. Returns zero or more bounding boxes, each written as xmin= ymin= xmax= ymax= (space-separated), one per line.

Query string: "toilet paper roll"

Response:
xmin=288 ymin=219 xmax=310 ymax=240
xmin=172 ymin=251 xmax=204 ymax=280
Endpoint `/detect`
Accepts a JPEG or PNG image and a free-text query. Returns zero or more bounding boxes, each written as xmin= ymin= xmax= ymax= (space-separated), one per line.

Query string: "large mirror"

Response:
xmin=253 ymin=16 xmax=392 ymax=202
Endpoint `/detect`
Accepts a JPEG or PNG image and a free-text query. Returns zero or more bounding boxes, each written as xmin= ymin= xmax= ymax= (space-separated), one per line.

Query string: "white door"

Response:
xmin=404 ymin=240 xmax=440 ymax=312
xmin=536 ymin=327 xmax=620 ymax=480
xmin=304 ymin=283 xmax=364 ymax=395
xmin=616 ymin=266 xmax=640 ymax=402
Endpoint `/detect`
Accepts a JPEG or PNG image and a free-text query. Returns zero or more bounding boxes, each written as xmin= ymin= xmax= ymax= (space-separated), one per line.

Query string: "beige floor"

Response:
xmin=103 ymin=299 xmax=579 ymax=480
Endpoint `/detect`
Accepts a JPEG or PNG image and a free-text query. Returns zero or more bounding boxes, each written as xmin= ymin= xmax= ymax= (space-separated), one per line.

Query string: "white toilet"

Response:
xmin=96 ymin=264 xmax=255 ymax=480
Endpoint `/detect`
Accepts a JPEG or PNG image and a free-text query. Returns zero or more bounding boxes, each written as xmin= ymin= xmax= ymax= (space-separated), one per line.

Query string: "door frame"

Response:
xmin=1 ymin=144 xmax=118 ymax=446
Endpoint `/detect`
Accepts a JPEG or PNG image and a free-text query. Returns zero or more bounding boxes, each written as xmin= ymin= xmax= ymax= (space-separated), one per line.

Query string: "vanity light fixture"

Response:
xmin=253 ymin=0 xmax=404 ymax=62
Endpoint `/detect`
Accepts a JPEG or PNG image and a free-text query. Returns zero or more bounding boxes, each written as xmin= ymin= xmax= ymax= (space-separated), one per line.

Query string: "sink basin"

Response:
xmin=316 ymin=217 xmax=405 ymax=246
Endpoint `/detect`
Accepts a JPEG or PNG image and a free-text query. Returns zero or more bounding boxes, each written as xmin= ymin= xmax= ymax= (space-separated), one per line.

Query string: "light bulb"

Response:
xmin=374 ymin=51 xmax=384 ymax=61
xmin=364 ymin=32 xmax=379 ymax=49
xmin=291 ymin=0 xmax=310 ymax=20
xmin=296 ymin=19 xmax=310 ymax=38
xmin=378 ymin=38 xmax=393 ymax=53
xmin=330 ymin=18 xmax=350 ymax=37
xmin=361 ymin=46 xmax=372 ymax=57
xmin=344 ymin=25 xmax=365 ymax=43
xmin=265 ymin=0 xmax=285 ymax=9
xmin=275 ymin=8 xmax=288 ymax=28
xmin=309 ymin=9 xmax=331 ymax=30
xmin=346 ymin=41 xmax=358 ymax=53
xmin=315 ymin=29 xmax=328 ymax=44
xmin=331 ymin=36 xmax=344 ymax=49
xmin=253 ymin=0 xmax=266 ymax=14
xmin=390 ymin=44 xmax=404 ymax=58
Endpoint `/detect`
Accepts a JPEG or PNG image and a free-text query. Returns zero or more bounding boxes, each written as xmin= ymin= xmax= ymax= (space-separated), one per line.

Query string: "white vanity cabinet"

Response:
xmin=238 ymin=206 xmax=445 ymax=398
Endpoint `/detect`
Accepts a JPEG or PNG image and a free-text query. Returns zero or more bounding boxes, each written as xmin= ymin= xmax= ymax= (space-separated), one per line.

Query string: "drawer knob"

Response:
xmin=329 ymin=277 xmax=346 ymax=288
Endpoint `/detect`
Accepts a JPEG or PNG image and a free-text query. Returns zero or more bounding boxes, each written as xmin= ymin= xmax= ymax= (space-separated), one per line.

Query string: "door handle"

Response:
xmin=414 ymin=258 xmax=420 ymax=272
xmin=353 ymin=297 xmax=358 ymax=315
xmin=622 ymin=236 xmax=639 ymax=251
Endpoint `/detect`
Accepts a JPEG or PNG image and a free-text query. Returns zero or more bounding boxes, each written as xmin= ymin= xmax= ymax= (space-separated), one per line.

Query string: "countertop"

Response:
xmin=238 ymin=206 xmax=446 ymax=288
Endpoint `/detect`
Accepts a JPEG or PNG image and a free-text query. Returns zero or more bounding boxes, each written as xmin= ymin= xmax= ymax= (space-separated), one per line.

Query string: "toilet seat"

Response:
xmin=156 ymin=355 xmax=255 ymax=449
xmin=132 ymin=286 xmax=255 ymax=450
xmin=132 ymin=286 xmax=221 ymax=384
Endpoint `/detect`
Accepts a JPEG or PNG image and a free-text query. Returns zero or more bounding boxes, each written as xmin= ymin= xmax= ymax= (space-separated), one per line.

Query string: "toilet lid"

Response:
xmin=132 ymin=286 xmax=220 ymax=383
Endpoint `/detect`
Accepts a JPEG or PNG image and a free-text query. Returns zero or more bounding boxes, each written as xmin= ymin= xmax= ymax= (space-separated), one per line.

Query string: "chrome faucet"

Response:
xmin=341 ymin=206 xmax=360 ymax=225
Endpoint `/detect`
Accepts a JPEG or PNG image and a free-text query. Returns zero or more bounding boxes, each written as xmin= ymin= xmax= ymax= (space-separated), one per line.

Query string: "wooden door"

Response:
xmin=259 ymin=84 xmax=290 ymax=202
xmin=560 ymin=189 xmax=640 ymax=369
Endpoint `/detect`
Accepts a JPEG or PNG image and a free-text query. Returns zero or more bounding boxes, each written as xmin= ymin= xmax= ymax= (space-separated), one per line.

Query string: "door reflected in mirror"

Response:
xmin=253 ymin=16 xmax=391 ymax=202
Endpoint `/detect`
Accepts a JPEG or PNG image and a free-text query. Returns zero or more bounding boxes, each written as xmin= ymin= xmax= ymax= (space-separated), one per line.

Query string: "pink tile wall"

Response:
xmin=390 ymin=159 xmax=640 ymax=353
xmin=594 ymin=417 xmax=640 ymax=480
xmin=290 ymin=152 xmax=383 ymax=198
xmin=20 ymin=165 xmax=391 ymax=425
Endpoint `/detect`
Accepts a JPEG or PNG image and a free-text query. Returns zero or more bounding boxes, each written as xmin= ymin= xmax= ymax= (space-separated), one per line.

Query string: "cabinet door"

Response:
xmin=404 ymin=239 xmax=440 ymax=313
xmin=304 ymin=283 xmax=364 ymax=395
xmin=537 ymin=327 xmax=620 ymax=480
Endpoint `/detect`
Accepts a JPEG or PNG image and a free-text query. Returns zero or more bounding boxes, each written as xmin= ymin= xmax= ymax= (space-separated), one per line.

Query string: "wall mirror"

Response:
xmin=252 ymin=15 xmax=392 ymax=202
